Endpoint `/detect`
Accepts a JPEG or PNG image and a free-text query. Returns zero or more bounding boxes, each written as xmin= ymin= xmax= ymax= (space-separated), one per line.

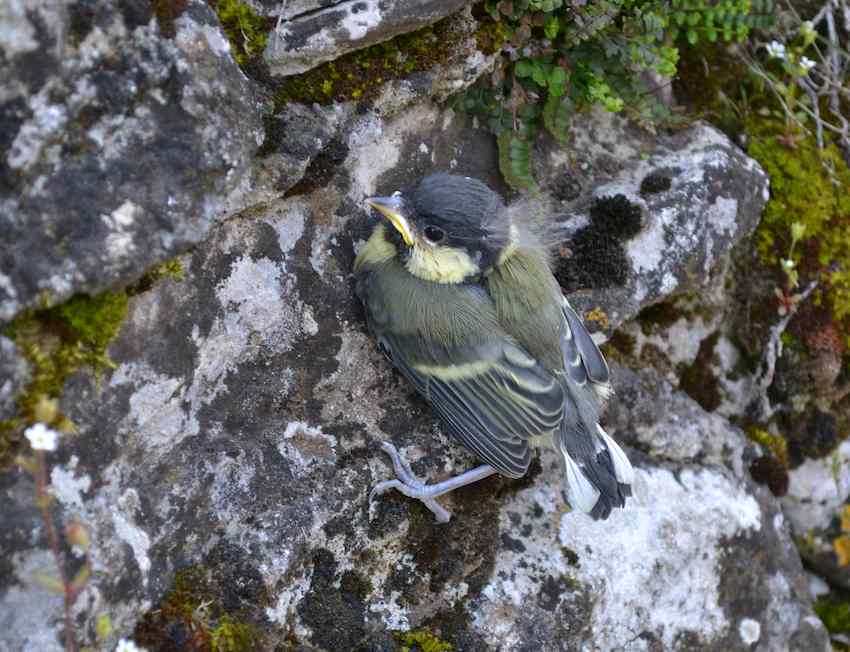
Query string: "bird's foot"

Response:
xmin=370 ymin=441 xmax=453 ymax=523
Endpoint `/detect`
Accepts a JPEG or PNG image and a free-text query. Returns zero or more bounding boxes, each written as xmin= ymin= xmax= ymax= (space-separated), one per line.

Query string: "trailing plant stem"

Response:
xmin=35 ymin=450 xmax=77 ymax=652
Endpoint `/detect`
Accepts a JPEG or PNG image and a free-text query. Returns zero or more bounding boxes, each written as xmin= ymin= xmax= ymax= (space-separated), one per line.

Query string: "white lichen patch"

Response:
xmin=0 ymin=0 xmax=40 ymax=57
xmin=782 ymin=439 xmax=850 ymax=533
xmin=554 ymin=467 xmax=760 ymax=649
xmin=0 ymin=549 xmax=64 ymax=652
xmin=206 ymin=452 xmax=258 ymax=542
xmin=279 ymin=421 xmax=338 ymax=472
xmin=112 ymin=489 xmax=152 ymax=586
xmin=341 ymin=0 xmax=382 ymax=40
xmin=111 ymin=361 xmax=199 ymax=457
xmin=314 ymin=327 xmax=392 ymax=440
xmin=268 ymin=198 xmax=307 ymax=259
xmin=7 ymin=90 xmax=68 ymax=170
xmin=739 ymin=617 xmax=761 ymax=645
xmin=347 ymin=104 xmax=439 ymax=201
xmin=101 ymin=200 xmax=140 ymax=259
xmin=50 ymin=456 xmax=92 ymax=511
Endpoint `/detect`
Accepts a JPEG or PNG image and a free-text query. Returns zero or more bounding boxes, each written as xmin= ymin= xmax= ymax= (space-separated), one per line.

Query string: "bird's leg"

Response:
xmin=370 ymin=441 xmax=498 ymax=523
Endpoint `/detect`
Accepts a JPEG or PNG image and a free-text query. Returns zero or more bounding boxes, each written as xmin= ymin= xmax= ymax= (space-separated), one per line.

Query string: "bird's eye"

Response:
xmin=423 ymin=225 xmax=445 ymax=244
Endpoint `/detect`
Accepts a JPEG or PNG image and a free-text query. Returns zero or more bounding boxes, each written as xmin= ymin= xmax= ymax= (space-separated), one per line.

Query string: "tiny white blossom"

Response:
xmin=115 ymin=639 xmax=147 ymax=652
xmin=800 ymin=21 xmax=814 ymax=35
xmin=24 ymin=423 xmax=59 ymax=452
xmin=800 ymin=56 xmax=816 ymax=71
xmin=781 ymin=258 xmax=796 ymax=271
xmin=766 ymin=40 xmax=786 ymax=59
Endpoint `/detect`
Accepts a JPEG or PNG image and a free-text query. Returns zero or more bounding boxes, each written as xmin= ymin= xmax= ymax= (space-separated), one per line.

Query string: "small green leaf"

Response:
xmin=544 ymin=16 xmax=559 ymax=39
xmin=532 ymin=62 xmax=548 ymax=86
xmin=707 ymin=27 xmax=717 ymax=41
xmin=542 ymin=94 xmax=573 ymax=143
xmin=95 ymin=614 xmax=113 ymax=641
xmin=497 ymin=130 xmax=537 ymax=191
xmin=687 ymin=29 xmax=699 ymax=44
xmin=515 ymin=60 xmax=532 ymax=78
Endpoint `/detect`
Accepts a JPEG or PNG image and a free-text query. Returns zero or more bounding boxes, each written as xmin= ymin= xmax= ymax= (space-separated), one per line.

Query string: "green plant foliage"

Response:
xmin=273 ymin=17 xmax=464 ymax=108
xmin=397 ymin=628 xmax=454 ymax=652
xmin=210 ymin=0 xmax=273 ymax=67
xmin=498 ymin=130 xmax=537 ymax=190
xmin=749 ymin=123 xmax=850 ymax=330
xmin=1 ymin=291 xmax=129 ymax=467
xmin=133 ymin=566 xmax=264 ymax=651
xmin=815 ymin=597 xmax=850 ymax=639
xmin=460 ymin=0 xmax=773 ymax=190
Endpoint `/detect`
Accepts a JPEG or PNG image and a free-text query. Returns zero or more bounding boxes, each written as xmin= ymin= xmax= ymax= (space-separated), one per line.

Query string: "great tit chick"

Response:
xmin=355 ymin=173 xmax=633 ymax=523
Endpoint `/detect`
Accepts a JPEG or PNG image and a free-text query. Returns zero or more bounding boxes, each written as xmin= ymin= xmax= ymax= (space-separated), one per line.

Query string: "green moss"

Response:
xmin=272 ymin=15 xmax=464 ymax=108
xmin=748 ymin=125 xmax=850 ymax=342
xmin=396 ymin=629 xmax=453 ymax=652
xmin=128 ymin=257 xmax=185 ymax=295
xmin=473 ymin=10 xmax=507 ymax=55
xmin=210 ymin=0 xmax=273 ymax=67
xmin=134 ymin=566 xmax=263 ymax=651
xmin=210 ymin=616 xmax=260 ymax=652
xmin=638 ymin=300 xmax=686 ymax=336
xmin=815 ymin=597 xmax=850 ymax=637
xmin=0 ymin=290 xmax=129 ymax=468
xmin=747 ymin=426 xmax=789 ymax=467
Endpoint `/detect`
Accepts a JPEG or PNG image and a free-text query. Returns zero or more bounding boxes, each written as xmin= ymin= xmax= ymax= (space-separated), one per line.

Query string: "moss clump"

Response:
xmin=133 ymin=566 xmax=263 ymax=651
xmin=638 ymin=300 xmax=686 ymax=336
xmin=815 ymin=597 xmax=850 ymax=639
xmin=639 ymin=171 xmax=672 ymax=196
xmin=210 ymin=616 xmax=260 ymax=652
xmin=128 ymin=257 xmax=185 ymax=294
xmin=0 ymin=290 xmax=129 ymax=467
xmin=209 ymin=0 xmax=273 ymax=67
xmin=748 ymin=125 xmax=850 ymax=337
xmin=472 ymin=9 xmax=507 ymax=55
xmin=747 ymin=426 xmax=789 ymax=467
xmin=272 ymin=15 xmax=464 ymax=108
xmin=396 ymin=629 xmax=453 ymax=652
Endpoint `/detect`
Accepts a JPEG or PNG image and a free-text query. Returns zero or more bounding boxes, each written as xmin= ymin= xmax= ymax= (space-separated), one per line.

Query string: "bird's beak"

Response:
xmin=366 ymin=195 xmax=415 ymax=246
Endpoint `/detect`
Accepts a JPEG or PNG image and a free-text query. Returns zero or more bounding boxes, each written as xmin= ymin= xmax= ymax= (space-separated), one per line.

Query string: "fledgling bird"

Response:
xmin=354 ymin=173 xmax=633 ymax=523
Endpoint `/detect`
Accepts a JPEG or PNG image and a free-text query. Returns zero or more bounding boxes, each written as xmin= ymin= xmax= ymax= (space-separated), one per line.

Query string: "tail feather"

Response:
xmin=560 ymin=424 xmax=633 ymax=520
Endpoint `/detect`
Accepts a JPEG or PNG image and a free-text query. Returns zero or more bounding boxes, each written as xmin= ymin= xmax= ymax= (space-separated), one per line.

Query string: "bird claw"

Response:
xmin=370 ymin=442 xmax=452 ymax=523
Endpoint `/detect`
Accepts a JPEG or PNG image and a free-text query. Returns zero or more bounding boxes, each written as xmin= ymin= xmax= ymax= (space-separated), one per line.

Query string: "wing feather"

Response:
xmin=561 ymin=299 xmax=610 ymax=385
xmin=386 ymin=338 xmax=564 ymax=478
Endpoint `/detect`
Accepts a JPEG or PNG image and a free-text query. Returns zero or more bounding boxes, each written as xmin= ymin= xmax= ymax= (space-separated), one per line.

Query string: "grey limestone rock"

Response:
xmin=0 ymin=0 xmax=264 ymax=322
xmin=0 ymin=94 xmax=828 ymax=650
xmin=262 ymin=0 xmax=473 ymax=76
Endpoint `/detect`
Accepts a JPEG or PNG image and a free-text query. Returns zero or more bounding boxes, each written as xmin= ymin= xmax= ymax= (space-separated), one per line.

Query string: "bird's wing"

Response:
xmin=560 ymin=298 xmax=610 ymax=386
xmin=385 ymin=335 xmax=565 ymax=478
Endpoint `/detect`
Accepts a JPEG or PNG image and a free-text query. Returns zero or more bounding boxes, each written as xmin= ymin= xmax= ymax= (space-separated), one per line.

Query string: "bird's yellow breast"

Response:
xmin=405 ymin=242 xmax=480 ymax=284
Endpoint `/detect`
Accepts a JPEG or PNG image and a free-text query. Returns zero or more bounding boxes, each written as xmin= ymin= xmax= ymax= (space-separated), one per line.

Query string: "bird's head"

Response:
xmin=366 ymin=173 xmax=513 ymax=284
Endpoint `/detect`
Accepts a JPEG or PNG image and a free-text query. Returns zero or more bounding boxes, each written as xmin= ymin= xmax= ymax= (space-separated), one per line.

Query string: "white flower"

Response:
xmin=115 ymin=639 xmax=147 ymax=652
xmin=800 ymin=21 xmax=814 ymax=36
xmin=766 ymin=40 xmax=786 ymax=59
xmin=24 ymin=423 xmax=59 ymax=452
xmin=800 ymin=56 xmax=816 ymax=71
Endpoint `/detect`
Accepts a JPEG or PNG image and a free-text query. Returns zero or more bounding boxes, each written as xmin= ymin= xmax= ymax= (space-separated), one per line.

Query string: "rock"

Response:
xmin=263 ymin=0 xmax=472 ymax=76
xmin=783 ymin=439 xmax=850 ymax=534
xmin=0 ymin=94 xmax=827 ymax=650
xmin=0 ymin=336 xmax=29 ymax=421
xmin=547 ymin=110 xmax=769 ymax=337
xmin=0 ymin=0 xmax=264 ymax=322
